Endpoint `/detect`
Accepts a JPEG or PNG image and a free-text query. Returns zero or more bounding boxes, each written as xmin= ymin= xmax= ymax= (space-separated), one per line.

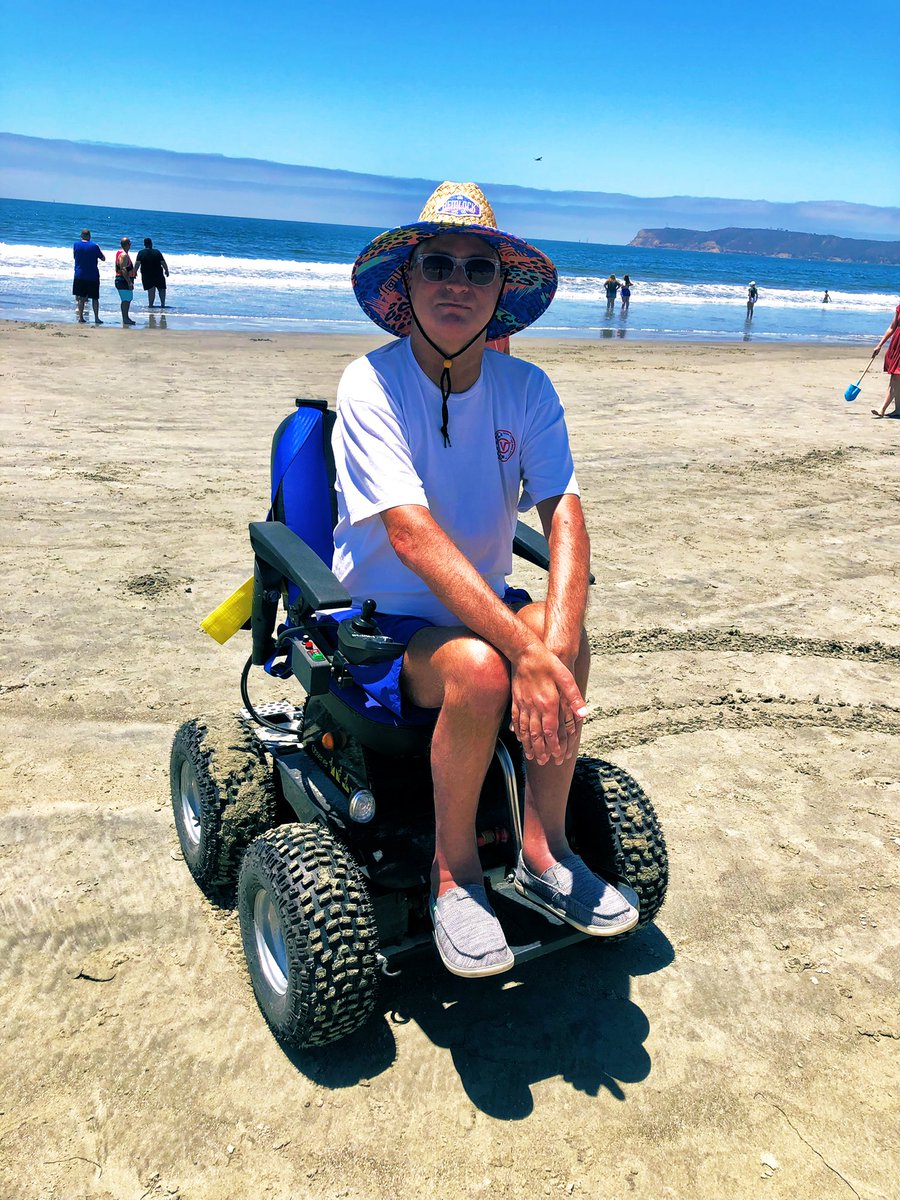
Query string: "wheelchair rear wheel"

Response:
xmin=237 ymin=824 xmax=380 ymax=1048
xmin=566 ymin=757 xmax=668 ymax=929
xmin=170 ymin=713 xmax=279 ymax=890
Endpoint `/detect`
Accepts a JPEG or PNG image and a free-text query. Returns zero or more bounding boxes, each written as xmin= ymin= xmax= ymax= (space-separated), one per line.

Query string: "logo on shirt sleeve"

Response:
xmin=495 ymin=429 xmax=516 ymax=462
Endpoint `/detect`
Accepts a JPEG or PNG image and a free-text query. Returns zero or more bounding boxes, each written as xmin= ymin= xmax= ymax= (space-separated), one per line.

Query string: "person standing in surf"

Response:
xmin=115 ymin=237 xmax=137 ymax=326
xmin=620 ymin=274 xmax=633 ymax=313
xmin=746 ymin=281 xmax=759 ymax=318
xmin=135 ymin=238 xmax=170 ymax=309
xmin=72 ymin=229 xmax=105 ymax=324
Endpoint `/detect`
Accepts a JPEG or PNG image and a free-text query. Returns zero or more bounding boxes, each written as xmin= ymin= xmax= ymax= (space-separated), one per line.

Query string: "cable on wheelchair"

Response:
xmin=240 ymin=625 xmax=316 ymax=735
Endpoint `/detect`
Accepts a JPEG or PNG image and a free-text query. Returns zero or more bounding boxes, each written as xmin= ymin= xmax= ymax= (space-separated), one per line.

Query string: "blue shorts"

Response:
xmin=116 ymin=289 xmax=134 ymax=302
xmin=347 ymin=586 xmax=532 ymax=718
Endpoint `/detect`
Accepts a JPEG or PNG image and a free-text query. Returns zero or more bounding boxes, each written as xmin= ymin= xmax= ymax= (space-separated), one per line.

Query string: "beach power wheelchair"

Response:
xmin=170 ymin=399 xmax=669 ymax=1049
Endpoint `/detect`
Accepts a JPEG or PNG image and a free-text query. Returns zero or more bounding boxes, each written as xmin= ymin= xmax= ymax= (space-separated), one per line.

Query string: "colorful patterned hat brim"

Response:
xmin=351 ymin=221 xmax=558 ymax=342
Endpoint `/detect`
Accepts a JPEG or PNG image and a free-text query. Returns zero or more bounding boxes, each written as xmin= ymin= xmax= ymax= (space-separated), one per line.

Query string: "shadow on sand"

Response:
xmin=284 ymin=923 xmax=674 ymax=1118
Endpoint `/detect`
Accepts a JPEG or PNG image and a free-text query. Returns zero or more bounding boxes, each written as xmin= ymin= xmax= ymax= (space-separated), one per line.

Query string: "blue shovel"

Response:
xmin=845 ymin=356 xmax=875 ymax=401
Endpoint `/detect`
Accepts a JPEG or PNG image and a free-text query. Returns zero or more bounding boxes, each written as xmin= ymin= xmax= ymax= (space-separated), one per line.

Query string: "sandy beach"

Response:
xmin=1 ymin=319 xmax=897 ymax=1200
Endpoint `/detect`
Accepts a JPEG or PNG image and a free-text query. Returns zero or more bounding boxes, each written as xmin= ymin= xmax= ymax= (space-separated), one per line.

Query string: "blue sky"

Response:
xmin=1 ymin=0 xmax=896 ymax=208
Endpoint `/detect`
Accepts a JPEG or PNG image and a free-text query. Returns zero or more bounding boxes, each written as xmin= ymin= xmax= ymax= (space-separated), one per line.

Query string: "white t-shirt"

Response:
xmin=331 ymin=337 xmax=579 ymax=625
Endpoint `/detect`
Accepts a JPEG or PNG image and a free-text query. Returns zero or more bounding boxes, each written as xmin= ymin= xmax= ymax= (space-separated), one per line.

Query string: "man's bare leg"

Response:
xmin=147 ymin=287 xmax=157 ymax=307
xmin=510 ymin=603 xmax=637 ymax=933
xmin=76 ymin=296 xmax=86 ymax=322
xmin=513 ymin=602 xmax=589 ymax=874
xmin=403 ymin=626 xmax=518 ymax=976
xmin=402 ymin=628 xmax=511 ymax=897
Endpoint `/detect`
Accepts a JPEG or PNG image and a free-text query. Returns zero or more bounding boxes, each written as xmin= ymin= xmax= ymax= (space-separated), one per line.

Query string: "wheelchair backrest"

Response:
xmin=270 ymin=399 xmax=337 ymax=567
xmin=266 ymin=400 xmax=436 ymax=742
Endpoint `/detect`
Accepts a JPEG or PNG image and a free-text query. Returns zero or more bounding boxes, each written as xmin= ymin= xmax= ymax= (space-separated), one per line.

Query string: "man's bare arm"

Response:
xmin=381 ymin=504 xmax=587 ymax=764
xmin=535 ymin=493 xmax=591 ymax=668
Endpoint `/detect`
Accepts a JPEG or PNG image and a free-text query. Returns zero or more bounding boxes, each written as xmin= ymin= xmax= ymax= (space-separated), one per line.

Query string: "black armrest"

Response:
xmin=513 ymin=520 xmax=596 ymax=585
xmin=248 ymin=521 xmax=351 ymax=611
xmin=513 ymin=520 xmax=551 ymax=571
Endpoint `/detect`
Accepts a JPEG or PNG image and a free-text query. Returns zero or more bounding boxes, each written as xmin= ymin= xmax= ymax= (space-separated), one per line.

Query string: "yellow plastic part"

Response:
xmin=200 ymin=576 xmax=254 ymax=644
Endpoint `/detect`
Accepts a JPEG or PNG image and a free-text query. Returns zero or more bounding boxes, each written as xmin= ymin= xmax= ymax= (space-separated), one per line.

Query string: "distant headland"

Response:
xmin=629 ymin=226 xmax=900 ymax=266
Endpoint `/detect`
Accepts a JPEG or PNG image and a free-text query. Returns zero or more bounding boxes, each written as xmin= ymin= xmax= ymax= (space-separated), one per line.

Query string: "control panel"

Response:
xmin=289 ymin=636 xmax=332 ymax=696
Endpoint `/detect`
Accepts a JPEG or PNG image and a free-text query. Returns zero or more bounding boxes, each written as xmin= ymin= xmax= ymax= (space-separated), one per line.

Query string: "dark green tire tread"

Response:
xmin=170 ymin=713 xmax=279 ymax=889
xmin=566 ymin=757 xmax=668 ymax=929
xmin=238 ymin=824 xmax=380 ymax=1048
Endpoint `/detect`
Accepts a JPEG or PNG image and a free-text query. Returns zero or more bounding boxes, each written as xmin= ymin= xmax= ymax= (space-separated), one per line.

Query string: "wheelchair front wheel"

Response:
xmin=237 ymin=824 xmax=380 ymax=1048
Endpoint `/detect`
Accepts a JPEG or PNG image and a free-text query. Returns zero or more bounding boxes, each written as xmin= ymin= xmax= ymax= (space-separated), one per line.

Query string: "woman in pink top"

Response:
xmin=115 ymin=237 xmax=137 ymax=326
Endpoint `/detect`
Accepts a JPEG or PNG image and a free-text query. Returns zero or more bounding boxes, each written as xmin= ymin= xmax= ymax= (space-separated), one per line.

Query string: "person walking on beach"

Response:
xmin=115 ymin=237 xmax=137 ymax=326
xmin=746 ymin=281 xmax=759 ymax=319
xmin=72 ymin=229 xmax=105 ymax=324
xmin=135 ymin=237 xmax=170 ymax=308
xmin=620 ymin=274 xmax=633 ymax=313
xmin=604 ymin=274 xmax=620 ymax=315
xmin=869 ymin=300 xmax=900 ymax=418
xmin=339 ymin=179 xmax=638 ymax=979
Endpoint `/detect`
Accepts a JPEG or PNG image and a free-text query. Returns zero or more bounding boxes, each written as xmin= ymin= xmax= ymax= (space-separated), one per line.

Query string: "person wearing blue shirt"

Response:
xmin=72 ymin=229 xmax=105 ymax=324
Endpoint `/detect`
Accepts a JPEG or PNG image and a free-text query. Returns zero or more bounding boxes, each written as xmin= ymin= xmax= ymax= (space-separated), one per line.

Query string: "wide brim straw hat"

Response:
xmin=351 ymin=181 xmax=558 ymax=342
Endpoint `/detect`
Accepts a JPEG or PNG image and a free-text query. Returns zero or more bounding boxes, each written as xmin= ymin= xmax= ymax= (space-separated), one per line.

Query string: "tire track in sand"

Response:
xmin=584 ymin=695 xmax=900 ymax=751
xmin=589 ymin=628 xmax=900 ymax=664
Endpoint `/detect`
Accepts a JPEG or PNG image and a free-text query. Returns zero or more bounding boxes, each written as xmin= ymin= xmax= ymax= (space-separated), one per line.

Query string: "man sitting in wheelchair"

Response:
xmin=336 ymin=181 xmax=638 ymax=978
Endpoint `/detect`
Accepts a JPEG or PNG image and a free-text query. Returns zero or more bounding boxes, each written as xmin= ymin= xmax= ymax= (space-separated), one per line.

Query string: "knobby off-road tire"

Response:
xmin=170 ymin=714 xmax=279 ymax=889
xmin=566 ymin=757 xmax=668 ymax=929
xmin=237 ymin=824 xmax=380 ymax=1048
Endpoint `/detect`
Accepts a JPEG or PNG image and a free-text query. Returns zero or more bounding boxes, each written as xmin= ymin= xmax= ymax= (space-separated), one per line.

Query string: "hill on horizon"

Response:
xmin=630 ymin=226 xmax=900 ymax=266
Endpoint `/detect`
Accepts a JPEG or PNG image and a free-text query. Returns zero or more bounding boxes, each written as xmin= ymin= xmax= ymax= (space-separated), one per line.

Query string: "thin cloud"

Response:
xmin=2 ymin=133 xmax=897 ymax=245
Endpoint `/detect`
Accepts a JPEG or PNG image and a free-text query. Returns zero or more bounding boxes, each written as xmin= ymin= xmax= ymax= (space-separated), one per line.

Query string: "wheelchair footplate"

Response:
xmin=487 ymin=871 xmax=589 ymax=963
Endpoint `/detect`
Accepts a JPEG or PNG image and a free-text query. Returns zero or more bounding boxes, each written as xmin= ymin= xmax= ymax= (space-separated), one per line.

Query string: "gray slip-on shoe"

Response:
xmin=614 ymin=879 xmax=640 ymax=913
xmin=430 ymin=884 xmax=515 ymax=978
xmin=514 ymin=853 xmax=639 ymax=936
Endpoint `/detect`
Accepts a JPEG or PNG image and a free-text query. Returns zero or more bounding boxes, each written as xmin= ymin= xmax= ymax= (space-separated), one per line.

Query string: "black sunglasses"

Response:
xmin=412 ymin=252 xmax=501 ymax=287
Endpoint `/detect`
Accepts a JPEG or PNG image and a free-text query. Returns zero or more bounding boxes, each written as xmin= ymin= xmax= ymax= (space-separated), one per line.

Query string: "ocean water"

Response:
xmin=1 ymin=196 xmax=897 ymax=343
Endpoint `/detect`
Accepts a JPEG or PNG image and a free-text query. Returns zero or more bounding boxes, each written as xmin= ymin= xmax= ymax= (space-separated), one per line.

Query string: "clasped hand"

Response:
xmin=509 ymin=643 xmax=587 ymax=766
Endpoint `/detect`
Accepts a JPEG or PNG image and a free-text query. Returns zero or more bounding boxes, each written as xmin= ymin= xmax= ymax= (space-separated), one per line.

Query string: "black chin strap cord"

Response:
xmin=405 ymin=271 xmax=506 ymax=447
